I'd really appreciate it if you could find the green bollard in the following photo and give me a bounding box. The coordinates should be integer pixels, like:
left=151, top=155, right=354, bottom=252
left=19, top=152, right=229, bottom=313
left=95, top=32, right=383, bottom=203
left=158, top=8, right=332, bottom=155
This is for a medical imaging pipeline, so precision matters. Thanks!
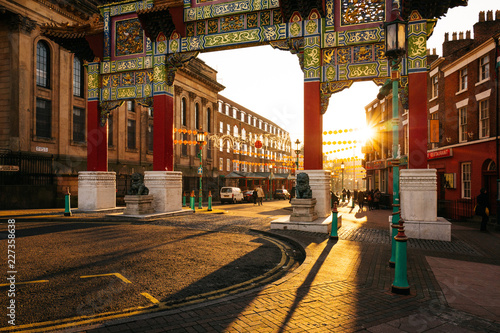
left=329, top=203, right=339, bottom=240
left=182, top=193, right=186, bottom=207
left=392, top=218, right=410, bottom=295
left=190, top=191, right=195, bottom=212
left=64, top=187, right=72, bottom=216
left=208, top=191, right=212, bottom=211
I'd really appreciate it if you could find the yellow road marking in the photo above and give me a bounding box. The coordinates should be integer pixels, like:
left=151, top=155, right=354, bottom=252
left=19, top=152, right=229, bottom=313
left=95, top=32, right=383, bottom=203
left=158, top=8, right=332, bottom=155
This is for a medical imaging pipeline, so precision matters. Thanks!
left=80, top=273, right=132, bottom=284
left=0, top=280, right=48, bottom=287
left=141, top=292, right=160, bottom=304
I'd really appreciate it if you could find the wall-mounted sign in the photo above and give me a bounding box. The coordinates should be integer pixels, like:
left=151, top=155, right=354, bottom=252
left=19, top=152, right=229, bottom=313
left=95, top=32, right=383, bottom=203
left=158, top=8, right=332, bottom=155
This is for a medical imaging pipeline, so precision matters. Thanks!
left=427, top=148, right=452, bottom=160
left=36, top=146, right=49, bottom=153
left=0, top=165, right=19, bottom=172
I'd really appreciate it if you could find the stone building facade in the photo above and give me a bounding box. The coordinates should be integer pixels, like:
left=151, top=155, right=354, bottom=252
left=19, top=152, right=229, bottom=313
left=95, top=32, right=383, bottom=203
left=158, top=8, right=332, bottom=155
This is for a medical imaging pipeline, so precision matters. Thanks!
left=0, top=0, right=292, bottom=208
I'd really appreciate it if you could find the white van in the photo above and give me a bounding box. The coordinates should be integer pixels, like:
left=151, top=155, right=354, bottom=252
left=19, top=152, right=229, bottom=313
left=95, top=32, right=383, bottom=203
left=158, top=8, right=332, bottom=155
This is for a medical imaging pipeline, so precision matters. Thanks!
left=220, top=187, right=244, bottom=204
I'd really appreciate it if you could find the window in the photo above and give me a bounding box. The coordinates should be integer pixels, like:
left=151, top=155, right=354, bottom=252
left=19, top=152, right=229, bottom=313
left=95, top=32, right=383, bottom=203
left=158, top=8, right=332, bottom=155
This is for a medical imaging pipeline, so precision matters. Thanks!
left=218, top=101, right=223, bottom=113
left=182, top=133, right=188, bottom=156
left=127, top=100, right=135, bottom=112
left=479, top=55, right=489, bottom=81
left=108, top=114, right=114, bottom=147
left=219, top=121, right=223, bottom=133
left=147, top=124, right=154, bottom=151
left=72, top=107, right=85, bottom=143
left=241, top=112, right=245, bottom=122
left=226, top=158, right=230, bottom=171
left=459, top=68, right=467, bottom=91
left=36, top=41, right=50, bottom=88
left=461, top=162, right=471, bottom=199
left=226, top=140, right=230, bottom=153
left=207, top=108, right=211, bottom=132
left=479, top=99, right=489, bottom=138
left=226, top=124, right=230, bottom=135
left=148, top=107, right=154, bottom=117
left=181, top=98, right=187, bottom=126
left=232, top=108, right=237, bottom=118
left=36, top=98, right=51, bottom=138
left=431, top=75, right=438, bottom=99
left=459, top=107, right=467, bottom=142
left=219, top=139, right=223, bottom=152
left=195, top=103, right=200, bottom=129
left=127, top=119, right=136, bottom=149
left=73, top=57, right=83, bottom=97
left=233, top=125, right=238, bottom=137
left=207, top=139, right=212, bottom=159
left=219, top=158, right=224, bottom=171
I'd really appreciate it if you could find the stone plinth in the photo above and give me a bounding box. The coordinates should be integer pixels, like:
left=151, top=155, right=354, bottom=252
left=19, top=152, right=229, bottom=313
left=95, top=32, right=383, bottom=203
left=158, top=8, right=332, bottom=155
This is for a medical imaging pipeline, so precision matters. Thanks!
left=78, top=171, right=116, bottom=211
left=144, top=171, right=182, bottom=213
left=400, top=169, right=451, bottom=241
left=271, top=214, right=338, bottom=234
left=302, top=169, right=331, bottom=218
left=290, top=198, right=318, bottom=222
left=124, top=195, right=154, bottom=215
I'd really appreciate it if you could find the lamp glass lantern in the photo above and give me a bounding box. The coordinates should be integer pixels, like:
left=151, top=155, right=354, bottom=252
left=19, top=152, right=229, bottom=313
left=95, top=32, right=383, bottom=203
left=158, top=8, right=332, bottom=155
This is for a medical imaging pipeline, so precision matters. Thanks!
left=196, top=131, right=206, bottom=144
left=384, top=17, right=407, bottom=60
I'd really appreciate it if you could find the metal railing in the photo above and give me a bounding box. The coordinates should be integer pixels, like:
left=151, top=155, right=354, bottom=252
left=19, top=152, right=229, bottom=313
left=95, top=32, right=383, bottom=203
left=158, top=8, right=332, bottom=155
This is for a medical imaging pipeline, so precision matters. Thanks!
left=438, top=198, right=477, bottom=221
left=0, top=151, right=54, bottom=186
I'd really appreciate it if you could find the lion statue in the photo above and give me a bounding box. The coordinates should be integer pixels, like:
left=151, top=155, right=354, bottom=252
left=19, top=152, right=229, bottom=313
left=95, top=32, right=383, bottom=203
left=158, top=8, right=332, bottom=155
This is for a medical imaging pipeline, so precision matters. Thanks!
left=127, top=172, right=149, bottom=195
left=295, top=172, right=312, bottom=199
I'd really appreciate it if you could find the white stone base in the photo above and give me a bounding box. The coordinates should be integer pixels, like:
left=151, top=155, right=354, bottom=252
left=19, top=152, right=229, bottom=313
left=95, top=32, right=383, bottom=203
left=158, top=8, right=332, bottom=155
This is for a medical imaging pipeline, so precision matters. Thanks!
left=290, top=198, right=318, bottom=222
left=78, top=171, right=116, bottom=211
left=144, top=171, right=182, bottom=213
left=389, top=216, right=451, bottom=242
left=301, top=169, right=331, bottom=218
left=271, top=214, right=341, bottom=234
left=124, top=195, right=154, bottom=215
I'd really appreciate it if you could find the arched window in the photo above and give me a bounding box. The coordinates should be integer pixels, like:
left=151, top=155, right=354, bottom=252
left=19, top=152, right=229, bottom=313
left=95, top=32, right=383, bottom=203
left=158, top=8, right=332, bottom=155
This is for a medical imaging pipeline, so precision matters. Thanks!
left=195, top=103, right=200, bottom=129
left=36, top=41, right=50, bottom=88
left=207, top=108, right=211, bottom=133
left=181, top=97, right=187, bottom=126
left=73, top=57, right=84, bottom=97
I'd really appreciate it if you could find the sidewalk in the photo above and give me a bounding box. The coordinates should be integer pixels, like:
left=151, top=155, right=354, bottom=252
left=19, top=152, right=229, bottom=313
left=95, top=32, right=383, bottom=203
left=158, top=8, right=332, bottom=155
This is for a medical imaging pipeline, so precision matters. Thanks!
left=3, top=203, right=500, bottom=332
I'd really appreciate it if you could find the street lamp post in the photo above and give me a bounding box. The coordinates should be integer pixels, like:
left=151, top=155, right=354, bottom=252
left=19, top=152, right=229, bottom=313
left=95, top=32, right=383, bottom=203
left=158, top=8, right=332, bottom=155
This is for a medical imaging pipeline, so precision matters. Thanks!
left=381, top=3, right=409, bottom=295
left=294, top=139, right=301, bottom=171
left=341, top=161, right=345, bottom=202
left=196, top=130, right=206, bottom=209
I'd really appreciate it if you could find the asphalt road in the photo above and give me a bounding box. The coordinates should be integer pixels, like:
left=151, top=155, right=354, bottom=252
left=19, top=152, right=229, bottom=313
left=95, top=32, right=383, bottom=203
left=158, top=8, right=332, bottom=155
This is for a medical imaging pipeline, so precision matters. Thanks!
left=0, top=201, right=302, bottom=329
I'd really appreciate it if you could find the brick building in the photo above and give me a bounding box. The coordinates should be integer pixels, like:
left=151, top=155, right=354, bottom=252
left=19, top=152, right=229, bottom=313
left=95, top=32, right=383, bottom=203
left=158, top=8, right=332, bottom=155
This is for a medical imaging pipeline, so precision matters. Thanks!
left=0, top=0, right=292, bottom=208
left=426, top=10, right=500, bottom=217
left=363, top=10, right=500, bottom=219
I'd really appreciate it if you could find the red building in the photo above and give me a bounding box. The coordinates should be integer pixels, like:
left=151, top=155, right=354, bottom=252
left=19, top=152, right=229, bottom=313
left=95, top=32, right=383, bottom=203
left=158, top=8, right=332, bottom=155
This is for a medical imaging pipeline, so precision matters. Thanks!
left=427, top=11, right=500, bottom=216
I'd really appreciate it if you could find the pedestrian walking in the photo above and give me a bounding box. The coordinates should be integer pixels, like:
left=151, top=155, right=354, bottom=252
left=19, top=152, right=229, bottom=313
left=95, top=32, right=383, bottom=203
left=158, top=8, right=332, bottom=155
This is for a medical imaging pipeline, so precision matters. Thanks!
left=357, top=190, right=364, bottom=211
left=374, top=189, right=381, bottom=210
left=289, top=186, right=296, bottom=203
left=342, top=188, right=346, bottom=202
left=347, top=189, right=351, bottom=202
left=476, top=187, right=490, bottom=232
left=252, top=188, right=258, bottom=204
left=257, top=186, right=264, bottom=206
left=367, top=190, right=374, bottom=210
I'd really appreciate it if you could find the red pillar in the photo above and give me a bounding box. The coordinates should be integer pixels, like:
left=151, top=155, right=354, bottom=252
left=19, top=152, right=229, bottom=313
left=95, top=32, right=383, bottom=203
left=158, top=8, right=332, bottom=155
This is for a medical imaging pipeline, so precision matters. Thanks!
left=87, top=100, right=108, bottom=171
left=304, top=81, right=323, bottom=170
left=153, top=93, right=174, bottom=171
left=408, top=72, right=428, bottom=169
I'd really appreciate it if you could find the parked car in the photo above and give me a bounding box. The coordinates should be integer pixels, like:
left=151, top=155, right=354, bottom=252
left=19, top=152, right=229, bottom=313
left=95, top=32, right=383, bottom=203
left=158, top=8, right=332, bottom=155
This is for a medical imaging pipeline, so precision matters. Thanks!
left=243, top=190, right=255, bottom=203
left=220, top=187, right=244, bottom=204
left=274, top=189, right=290, bottom=200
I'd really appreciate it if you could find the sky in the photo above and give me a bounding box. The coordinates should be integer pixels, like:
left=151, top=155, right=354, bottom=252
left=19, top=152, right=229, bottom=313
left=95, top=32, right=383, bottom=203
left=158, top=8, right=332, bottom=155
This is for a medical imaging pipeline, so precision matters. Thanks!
left=198, top=0, right=500, bottom=159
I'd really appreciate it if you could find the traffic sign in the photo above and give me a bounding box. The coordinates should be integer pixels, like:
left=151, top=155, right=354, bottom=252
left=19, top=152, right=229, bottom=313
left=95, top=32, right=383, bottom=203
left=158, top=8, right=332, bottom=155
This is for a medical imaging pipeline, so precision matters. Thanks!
left=197, top=166, right=203, bottom=174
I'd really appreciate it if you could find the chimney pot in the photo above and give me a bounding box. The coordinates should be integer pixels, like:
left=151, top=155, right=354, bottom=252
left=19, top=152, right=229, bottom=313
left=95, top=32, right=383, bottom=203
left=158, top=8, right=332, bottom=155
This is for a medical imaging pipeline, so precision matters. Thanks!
left=444, top=32, right=449, bottom=42
left=452, top=32, right=457, bottom=40
left=466, top=30, right=471, bottom=39
left=459, top=32, right=464, bottom=39
left=487, top=10, right=493, bottom=21
left=479, top=11, right=485, bottom=22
